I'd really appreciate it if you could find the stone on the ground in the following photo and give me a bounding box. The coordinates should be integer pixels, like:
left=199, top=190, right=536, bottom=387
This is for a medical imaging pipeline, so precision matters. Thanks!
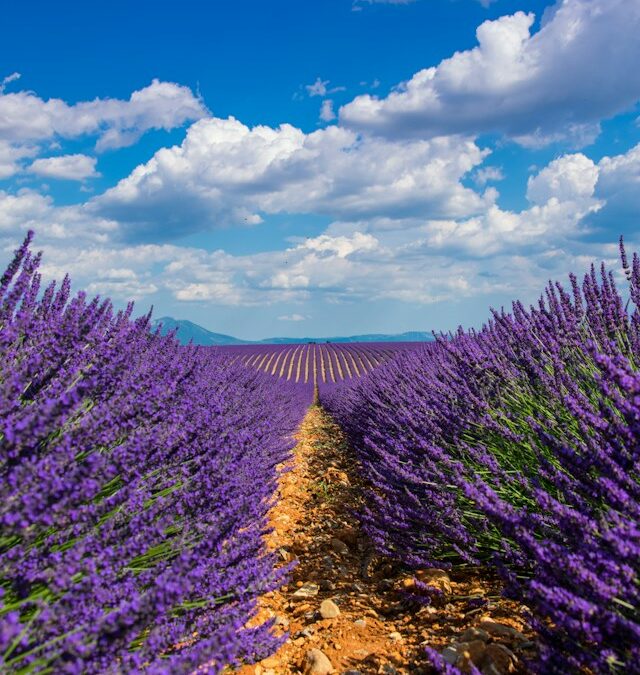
left=442, top=646, right=459, bottom=665
left=455, top=640, right=487, bottom=671
left=460, top=627, right=490, bottom=643
left=319, top=579, right=335, bottom=591
left=302, top=648, right=335, bottom=674
left=378, top=665, right=398, bottom=674
left=479, top=620, right=525, bottom=641
left=415, top=568, right=452, bottom=594
left=293, top=582, right=320, bottom=599
left=482, top=643, right=517, bottom=674
left=354, top=619, right=367, bottom=628
left=378, top=578, right=394, bottom=591
left=335, top=526, right=358, bottom=545
left=274, top=614, right=289, bottom=627
left=330, top=538, right=350, bottom=555
left=320, top=599, right=341, bottom=619
left=387, top=631, right=402, bottom=641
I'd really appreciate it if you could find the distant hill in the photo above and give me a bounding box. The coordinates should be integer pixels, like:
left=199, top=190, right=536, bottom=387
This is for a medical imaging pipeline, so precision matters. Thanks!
left=152, top=317, right=247, bottom=346
left=262, top=331, right=434, bottom=344
left=152, top=317, right=435, bottom=346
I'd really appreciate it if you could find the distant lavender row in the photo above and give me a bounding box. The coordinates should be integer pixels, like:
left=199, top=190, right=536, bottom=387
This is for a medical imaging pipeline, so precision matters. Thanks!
left=323, top=241, right=640, bottom=673
left=218, top=342, right=419, bottom=393
left=0, top=234, right=311, bottom=673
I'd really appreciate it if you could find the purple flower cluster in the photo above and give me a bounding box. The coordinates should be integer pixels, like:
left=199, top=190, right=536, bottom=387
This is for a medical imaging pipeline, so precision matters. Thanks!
left=323, top=239, right=640, bottom=673
left=0, top=233, right=310, bottom=673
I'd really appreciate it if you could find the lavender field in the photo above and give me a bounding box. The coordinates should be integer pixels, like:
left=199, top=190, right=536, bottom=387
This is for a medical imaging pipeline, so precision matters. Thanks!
left=219, top=342, right=419, bottom=389
left=1, top=232, right=639, bottom=674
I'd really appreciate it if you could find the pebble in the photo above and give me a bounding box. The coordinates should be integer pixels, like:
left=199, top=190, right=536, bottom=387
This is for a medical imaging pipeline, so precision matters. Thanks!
left=459, top=627, right=490, bottom=643
left=354, top=619, right=367, bottom=628
left=302, top=648, right=335, bottom=675
left=442, top=646, right=459, bottom=665
left=261, top=657, right=280, bottom=668
left=482, top=643, right=517, bottom=674
left=415, top=568, right=452, bottom=594
left=319, top=579, right=336, bottom=591
left=293, top=582, right=320, bottom=600
left=330, top=538, right=350, bottom=555
left=320, top=599, right=341, bottom=619
left=479, top=620, right=526, bottom=641
left=294, top=628, right=314, bottom=639
left=388, top=632, right=402, bottom=642
left=335, top=526, right=358, bottom=544
left=378, top=579, right=394, bottom=592
left=278, top=548, right=291, bottom=562
left=454, top=640, right=486, bottom=671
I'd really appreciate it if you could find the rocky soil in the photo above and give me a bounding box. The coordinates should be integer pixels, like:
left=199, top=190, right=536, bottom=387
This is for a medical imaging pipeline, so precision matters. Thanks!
left=237, top=405, right=536, bottom=675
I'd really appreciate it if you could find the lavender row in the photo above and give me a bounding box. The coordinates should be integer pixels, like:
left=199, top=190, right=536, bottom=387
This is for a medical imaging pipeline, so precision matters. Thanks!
left=322, top=240, right=640, bottom=673
left=218, top=342, right=419, bottom=387
left=0, top=233, right=311, bottom=673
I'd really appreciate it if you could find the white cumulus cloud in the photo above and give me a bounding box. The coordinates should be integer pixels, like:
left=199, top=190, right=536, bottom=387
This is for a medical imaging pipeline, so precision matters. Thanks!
left=0, top=140, right=37, bottom=179
left=340, top=0, right=640, bottom=146
left=29, top=154, right=100, bottom=181
left=0, top=78, right=207, bottom=151
left=320, top=100, right=336, bottom=122
left=91, top=116, right=490, bottom=241
left=526, top=153, right=599, bottom=205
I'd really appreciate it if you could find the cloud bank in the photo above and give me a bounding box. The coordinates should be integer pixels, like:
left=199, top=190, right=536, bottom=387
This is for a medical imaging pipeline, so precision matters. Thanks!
left=340, top=0, right=640, bottom=146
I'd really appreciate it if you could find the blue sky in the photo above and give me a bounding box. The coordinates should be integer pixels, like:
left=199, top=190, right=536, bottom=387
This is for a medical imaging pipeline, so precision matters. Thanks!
left=1, top=0, right=639, bottom=339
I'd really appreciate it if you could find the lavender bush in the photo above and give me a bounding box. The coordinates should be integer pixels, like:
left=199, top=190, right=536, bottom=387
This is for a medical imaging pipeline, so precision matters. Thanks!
left=323, top=240, right=640, bottom=673
left=0, top=233, right=310, bottom=673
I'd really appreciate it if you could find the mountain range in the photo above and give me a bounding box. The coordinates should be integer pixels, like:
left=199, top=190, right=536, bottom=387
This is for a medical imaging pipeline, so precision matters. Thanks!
left=151, top=317, right=435, bottom=346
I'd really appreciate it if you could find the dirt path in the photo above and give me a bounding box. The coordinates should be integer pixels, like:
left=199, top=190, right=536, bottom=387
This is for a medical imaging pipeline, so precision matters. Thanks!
left=238, top=405, right=534, bottom=675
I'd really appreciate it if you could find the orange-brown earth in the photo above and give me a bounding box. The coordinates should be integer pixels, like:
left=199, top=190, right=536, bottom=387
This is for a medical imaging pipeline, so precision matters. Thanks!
left=236, top=405, right=536, bottom=675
